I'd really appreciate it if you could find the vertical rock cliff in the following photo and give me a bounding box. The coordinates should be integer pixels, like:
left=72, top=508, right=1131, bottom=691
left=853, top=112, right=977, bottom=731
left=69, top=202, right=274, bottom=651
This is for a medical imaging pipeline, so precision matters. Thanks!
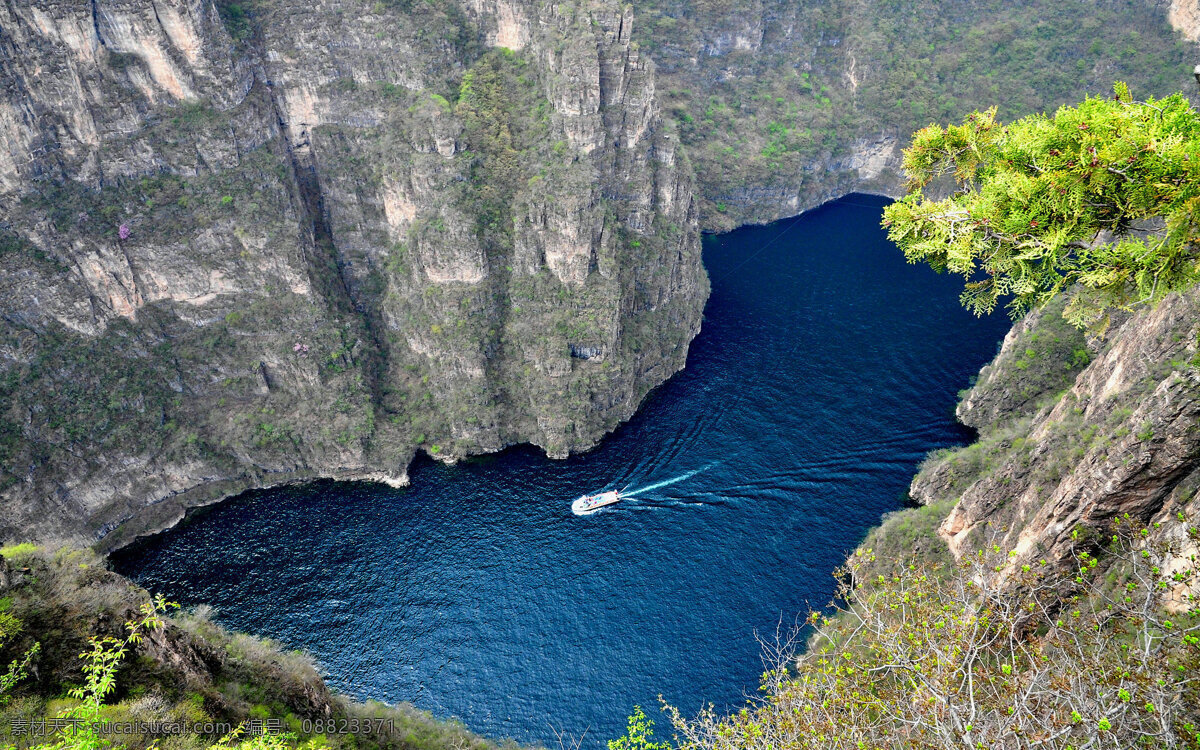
left=0, top=0, right=707, bottom=546
left=901, top=290, right=1200, bottom=602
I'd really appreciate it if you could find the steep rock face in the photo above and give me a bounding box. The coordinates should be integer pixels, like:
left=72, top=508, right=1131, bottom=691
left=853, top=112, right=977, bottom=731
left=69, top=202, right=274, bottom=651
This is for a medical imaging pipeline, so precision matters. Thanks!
left=953, top=295, right=1094, bottom=432
left=631, top=0, right=907, bottom=229
left=909, top=290, right=1200, bottom=598
left=0, top=0, right=706, bottom=547
left=251, top=0, right=706, bottom=458
left=0, top=0, right=247, bottom=193
left=1170, top=0, right=1200, bottom=41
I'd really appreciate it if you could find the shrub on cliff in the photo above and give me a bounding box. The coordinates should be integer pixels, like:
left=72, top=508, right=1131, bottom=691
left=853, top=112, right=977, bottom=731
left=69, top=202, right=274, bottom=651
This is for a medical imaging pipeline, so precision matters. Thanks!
left=0, top=595, right=301, bottom=750
left=653, top=516, right=1199, bottom=749
left=0, top=548, right=503, bottom=750
left=883, top=83, right=1200, bottom=331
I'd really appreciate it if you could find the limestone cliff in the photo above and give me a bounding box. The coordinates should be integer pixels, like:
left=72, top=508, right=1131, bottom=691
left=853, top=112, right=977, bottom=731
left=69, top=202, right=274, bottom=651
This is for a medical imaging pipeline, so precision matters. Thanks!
left=0, top=0, right=707, bottom=547
left=903, top=290, right=1200, bottom=601
left=1171, top=0, right=1200, bottom=41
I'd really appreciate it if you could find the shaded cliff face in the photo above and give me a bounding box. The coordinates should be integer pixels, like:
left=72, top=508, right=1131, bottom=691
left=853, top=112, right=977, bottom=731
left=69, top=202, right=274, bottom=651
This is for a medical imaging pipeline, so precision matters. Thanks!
left=0, top=0, right=707, bottom=546
left=906, top=290, right=1200, bottom=603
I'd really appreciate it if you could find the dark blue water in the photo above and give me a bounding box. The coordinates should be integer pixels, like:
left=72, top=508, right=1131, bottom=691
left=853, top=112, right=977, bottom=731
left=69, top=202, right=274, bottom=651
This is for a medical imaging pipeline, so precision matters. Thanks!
left=113, top=196, right=1010, bottom=746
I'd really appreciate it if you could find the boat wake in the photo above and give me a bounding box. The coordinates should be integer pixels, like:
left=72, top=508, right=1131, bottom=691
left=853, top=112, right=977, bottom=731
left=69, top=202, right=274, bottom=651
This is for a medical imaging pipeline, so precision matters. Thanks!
left=624, top=462, right=716, bottom=498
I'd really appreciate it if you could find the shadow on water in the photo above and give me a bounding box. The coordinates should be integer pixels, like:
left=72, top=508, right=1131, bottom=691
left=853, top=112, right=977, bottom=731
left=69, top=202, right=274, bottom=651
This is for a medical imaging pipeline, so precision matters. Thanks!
left=113, top=195, right=1011, bottom=747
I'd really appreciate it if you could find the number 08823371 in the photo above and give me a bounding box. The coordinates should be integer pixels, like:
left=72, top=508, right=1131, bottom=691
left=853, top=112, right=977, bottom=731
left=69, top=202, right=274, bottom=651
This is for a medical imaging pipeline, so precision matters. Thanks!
left=300, top=718, right=395, bottom=735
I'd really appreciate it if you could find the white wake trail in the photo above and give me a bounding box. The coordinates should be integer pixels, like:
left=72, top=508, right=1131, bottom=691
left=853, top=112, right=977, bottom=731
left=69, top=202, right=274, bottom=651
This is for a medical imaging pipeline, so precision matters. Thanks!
left=625, top=462, right=716, bottom=498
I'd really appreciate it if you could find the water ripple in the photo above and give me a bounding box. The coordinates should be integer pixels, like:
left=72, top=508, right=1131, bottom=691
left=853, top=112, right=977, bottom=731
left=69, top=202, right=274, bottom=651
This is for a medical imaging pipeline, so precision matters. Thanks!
left=113, top=196, right=1011, bottom=748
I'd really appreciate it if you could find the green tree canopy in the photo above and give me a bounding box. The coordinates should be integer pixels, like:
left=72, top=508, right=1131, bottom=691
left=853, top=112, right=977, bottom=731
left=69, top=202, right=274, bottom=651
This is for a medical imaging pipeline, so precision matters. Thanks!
left=882, top=83, right=1200, bottom=329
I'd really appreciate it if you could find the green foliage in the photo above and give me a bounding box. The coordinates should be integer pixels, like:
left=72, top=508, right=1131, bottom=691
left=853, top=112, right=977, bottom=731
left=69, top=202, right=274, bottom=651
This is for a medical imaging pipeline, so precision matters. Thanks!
left=884, top=86, right=1200, bottom=329
left=859, top=497, right=958, bottom=573
left=215, top=1, right=254, bottom=42
left=35, top=597, right=174, bottom=750
left=609, top=706, right=669, bottom=750
left=0, top=318, right=181, bottom=491
left=0, top=642, right=38, bottom=709
left=0, top=607, right=39, bottom=708
left=454, top=51, right=545, bottom=244
left=0, top=231, right=64, bottom=270
left=958, top=293, right=1091, bottom=428
left=0, top=547, right=502, bottom=750
left=915, top=417, right=1034, bottom=502
left=0, top=545, right=39, bottom=561
left=211, top=727, right=299, bottom=750
left=372, top=0, right=415, bottom=11
left=172, top=101, right=224, bottom=128
left=0, top=612, right=22, bottom=643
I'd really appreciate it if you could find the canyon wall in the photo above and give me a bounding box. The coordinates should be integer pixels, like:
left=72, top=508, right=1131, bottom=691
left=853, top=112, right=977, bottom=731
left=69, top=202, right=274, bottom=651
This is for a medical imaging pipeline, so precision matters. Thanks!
left=0, top=0, right=707, bottom=547
left=631, top=0, right=1200, bottom=230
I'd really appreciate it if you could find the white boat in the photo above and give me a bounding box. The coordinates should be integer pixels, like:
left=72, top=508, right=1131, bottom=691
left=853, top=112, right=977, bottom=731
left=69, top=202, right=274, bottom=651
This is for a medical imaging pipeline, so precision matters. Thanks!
left=571, top=489, right=622, bottom=515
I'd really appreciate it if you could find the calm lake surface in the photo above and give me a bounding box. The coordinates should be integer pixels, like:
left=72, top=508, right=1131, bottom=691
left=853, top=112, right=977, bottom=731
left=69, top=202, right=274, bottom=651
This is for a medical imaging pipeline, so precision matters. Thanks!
left=113, top=195, right=1011, bottom=746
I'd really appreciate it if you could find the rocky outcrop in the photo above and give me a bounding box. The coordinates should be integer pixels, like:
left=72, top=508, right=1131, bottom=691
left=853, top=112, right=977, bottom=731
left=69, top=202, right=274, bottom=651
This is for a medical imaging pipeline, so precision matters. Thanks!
left=908, top=289, right=1200, bottom=599
left=0, top=0, right=706, bottom=548
left=1170, top=0, right=1200, bottom=41
left=701, top=132, right=906, bottom=230
left=953, top=295, right=1094, bottom=432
